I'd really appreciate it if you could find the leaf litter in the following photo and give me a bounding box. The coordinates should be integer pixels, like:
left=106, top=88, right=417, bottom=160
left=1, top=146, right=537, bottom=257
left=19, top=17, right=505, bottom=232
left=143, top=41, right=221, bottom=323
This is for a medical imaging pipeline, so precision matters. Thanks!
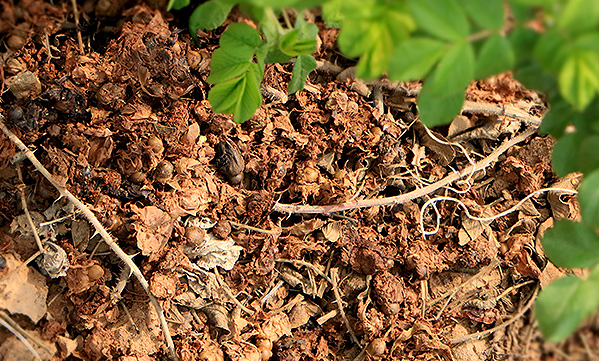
left=0, top=2, right=596, bottom=361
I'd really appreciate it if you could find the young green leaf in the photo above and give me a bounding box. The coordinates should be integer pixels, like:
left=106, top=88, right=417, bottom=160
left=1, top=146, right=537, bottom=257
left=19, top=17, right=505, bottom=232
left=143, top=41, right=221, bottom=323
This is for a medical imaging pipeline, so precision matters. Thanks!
left=559, top=51, right=599, bottom=111
left=557, top=0, right=599, bottom=35
left=457, top=0, right=504, bottom=31
left=388, top=37, right=445, bottom=81
left=578, top=169, right=599, bottom=228
left=543, top=220, right=599, bottom=269
left=208, top=63, right=263, bottom=123
left=408, top=0, right=469, bottom=42
left=540, top=98, right=575, bottom=137
left=322, top=0, right=344, bottom=28
left=418, top=41, right=474, bottom=127
left=207, top=50, right=253, bottom=84
left=218, top=23, right=263, bottom=56
left=536, top=267, right=599, bottom=342
left=280, top=28, right=317, bottom=56
left=288, top=54, right=317, bottom=94
left=337, top=2, right=414, bottom=79
left=167, top=0, right=190, bottom=11
left=475, top=34, right=515, bottom=80
left=189, top=0, right=233, bottom=38
left=264, top=48, right=293, bottom=64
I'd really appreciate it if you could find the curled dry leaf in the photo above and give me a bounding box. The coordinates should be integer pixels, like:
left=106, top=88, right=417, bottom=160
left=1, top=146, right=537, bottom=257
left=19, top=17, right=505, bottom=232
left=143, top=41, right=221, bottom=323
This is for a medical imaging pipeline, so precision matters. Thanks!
left=131, top=205, right=175, bottom=258
left=37, top=241, right=70, bottom=278
left=185, top=233, right=243, bottom=271
left=215, top=137, right=245, bottom=185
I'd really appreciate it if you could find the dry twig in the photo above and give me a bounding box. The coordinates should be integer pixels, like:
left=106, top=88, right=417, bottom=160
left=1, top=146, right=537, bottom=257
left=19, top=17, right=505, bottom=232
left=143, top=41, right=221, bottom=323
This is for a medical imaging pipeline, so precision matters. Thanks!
left=0, top=313, right=43, bottom=361
left=274, top=128, right=536, bottom=214
left=0, top=118, right=178, bottom=360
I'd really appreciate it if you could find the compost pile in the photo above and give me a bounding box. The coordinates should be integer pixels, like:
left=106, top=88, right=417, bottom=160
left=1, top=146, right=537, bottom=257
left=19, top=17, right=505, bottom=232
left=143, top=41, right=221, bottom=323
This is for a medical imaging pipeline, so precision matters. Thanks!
left=0, top=1, right=595, bottom=361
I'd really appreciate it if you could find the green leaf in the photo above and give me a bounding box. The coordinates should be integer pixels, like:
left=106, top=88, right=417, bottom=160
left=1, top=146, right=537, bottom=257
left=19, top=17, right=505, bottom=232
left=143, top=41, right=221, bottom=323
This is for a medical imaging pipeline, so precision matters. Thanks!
left=264, top=48, right=293, bottom=64
left=167, top=0, right=189, bottom=11
left=534, top=31, right=570, bottom=74
left=189, top=0, right=233, bottom=38
left=475, top=34, right=515, bottom=79
left=388, top=38, right=445, bottom=81
left=208, top=64, right=263, bottom=123
left=557, top=0, right=599, bottom=35
left=418, top=41, right=474, bottom=126
left=288, top=55, right=317, bottom=94
left=559, top=51, right=599, bottom=110
left=577, top=134, right=599, bottom=173
left=408, top=0, right=469, bottom=42
left=337, top=2, right=414, bottom=79
left=457, top=0, right=504, bottom=30
left=322, top=0, right=344, bottom=28
left=543, top=220, right=599, bottom=269
left=207, top=50, right=252, bottom=84
left=218, top=23, right=262, bottom=56
left=540, top=98, right=575, bottom=137
left=551, top=132, right=581, bottom=177
left=536, top=267, right=599, bottom=342
left=579, top=169, right=599, bottom=228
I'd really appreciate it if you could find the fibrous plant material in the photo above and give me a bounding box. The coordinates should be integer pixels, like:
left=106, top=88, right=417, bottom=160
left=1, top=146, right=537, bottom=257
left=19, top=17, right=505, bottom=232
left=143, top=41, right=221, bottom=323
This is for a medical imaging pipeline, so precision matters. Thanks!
left=273, top=127, right=537, bottom=214
left=0, top=117, right=178, bottom=360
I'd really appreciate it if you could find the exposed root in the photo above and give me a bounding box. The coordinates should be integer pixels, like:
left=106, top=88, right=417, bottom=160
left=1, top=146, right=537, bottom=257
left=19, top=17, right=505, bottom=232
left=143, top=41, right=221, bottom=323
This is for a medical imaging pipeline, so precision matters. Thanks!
left=0, top=117, right=178, bottom=360
left=15, top=164, right=44, bottom=253
left=273, top=128, right=536, bottom=214
left=0, top=312, right=44, bottom=361
left=331, top=268, right=361, bottom=346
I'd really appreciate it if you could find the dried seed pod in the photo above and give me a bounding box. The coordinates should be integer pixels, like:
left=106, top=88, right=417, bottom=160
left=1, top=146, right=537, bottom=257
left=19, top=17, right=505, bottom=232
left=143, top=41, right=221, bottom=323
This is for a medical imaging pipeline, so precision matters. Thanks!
left=215, top=137, right=244, bottom=185
left=154, top=160, right=174, bottom=182
left=0, top=254, right=6, bottom=269
left=303, top=167, right=319, bottom=183
left=87, top=264, right=104, bottom=281
left=366, top=338, right=386, bottom=357
left=147, top=135, right=164, bottom=154
left=37, top=242, right=69, bottom=278
left=130, top=171, right=146, bottom=184
left=185, top=226, right=205, bottom=247
left=7, top=35, right=25, bottom=50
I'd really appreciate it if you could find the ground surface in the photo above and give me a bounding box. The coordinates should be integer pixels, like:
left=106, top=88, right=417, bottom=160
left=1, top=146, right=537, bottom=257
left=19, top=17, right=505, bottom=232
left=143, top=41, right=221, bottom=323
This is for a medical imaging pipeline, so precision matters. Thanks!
left=0, top=1, right=597, bottom=361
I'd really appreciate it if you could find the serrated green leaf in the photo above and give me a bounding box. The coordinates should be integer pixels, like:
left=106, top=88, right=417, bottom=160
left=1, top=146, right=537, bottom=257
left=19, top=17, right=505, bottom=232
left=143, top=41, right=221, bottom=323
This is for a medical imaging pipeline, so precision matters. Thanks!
left=559, top=51, right=599, bottom=111
left=167, top=0, right=189, bottom=11
left=208, top=64, right=263, bottom=123
left=322, top=0, right=344, bottom=28
left=475, top=34, right=515, bottom=79
left=408, top=0, right=469, bottom=42
left=288, top=54, right=317, bottom=94
left=418, top=41, right=474, bottom=127
left=534, top=31, right=570, bottom=74
left=536, top=267, right=599, bottom=342
left=457, top=0, right=504, bottom=30
left=543, top=220, right=599, bottom=269
left=264, top=48, right=293, bottom=64
left=578, top=169, right=599, bottom=228
left=337, top=3, right=413, bottom=79
left=280, top=29, right=317, bottom=56
left=207, top=49, right=252, bottom=84
left=219, top=23, right=262, bottom=55
left=552, top=132, right=581, bottom=176
left=574, top=33, right=599, bottom=53
left=557, top=0, right=599, bottom=35
left=189, top=0, right=232, bottom=38
left=426, top=41, right=475, bottom=94
left=388, top=38, right=445, bottom=81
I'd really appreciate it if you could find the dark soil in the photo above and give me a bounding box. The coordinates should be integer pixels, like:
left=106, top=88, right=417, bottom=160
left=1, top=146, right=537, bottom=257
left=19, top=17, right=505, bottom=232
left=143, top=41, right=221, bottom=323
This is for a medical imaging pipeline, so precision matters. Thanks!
left=0, top=1, right=597, bottom=361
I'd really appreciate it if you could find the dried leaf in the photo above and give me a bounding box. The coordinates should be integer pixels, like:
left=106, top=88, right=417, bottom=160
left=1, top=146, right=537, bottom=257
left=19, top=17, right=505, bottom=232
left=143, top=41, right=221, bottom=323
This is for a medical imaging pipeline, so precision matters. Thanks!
left=187, top=233, right=243, bottom=271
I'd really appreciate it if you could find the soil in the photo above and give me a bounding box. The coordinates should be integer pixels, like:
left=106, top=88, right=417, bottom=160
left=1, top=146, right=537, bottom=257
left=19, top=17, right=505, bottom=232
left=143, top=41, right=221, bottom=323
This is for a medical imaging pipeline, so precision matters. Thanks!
left=0, top=1, right=597, bottom=361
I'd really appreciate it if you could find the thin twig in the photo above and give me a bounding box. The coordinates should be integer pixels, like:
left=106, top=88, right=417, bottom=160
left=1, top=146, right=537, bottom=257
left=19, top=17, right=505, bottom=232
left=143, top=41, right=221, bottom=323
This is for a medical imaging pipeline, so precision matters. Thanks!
left=330, top=268, right=361, bottom=346
left=0, top=311, right=53, bottom=355
left=461, top=101, right=542, bottom=128
left=275, top=258, right=333, bottom=284
left=214, top=268, right=255, bottom=316
left=0, top=314, right=43, bottom=361
left=70, top=0, right=84, bottom=53
left=450, top=283, right=539, bottom=344
left=0, top=118, right=178, bottom=360
left=15, top=164, right=44, bottom=253
left=273, top=128, right=536, bottom=214
left=229, top=221, right=281, bottom=236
